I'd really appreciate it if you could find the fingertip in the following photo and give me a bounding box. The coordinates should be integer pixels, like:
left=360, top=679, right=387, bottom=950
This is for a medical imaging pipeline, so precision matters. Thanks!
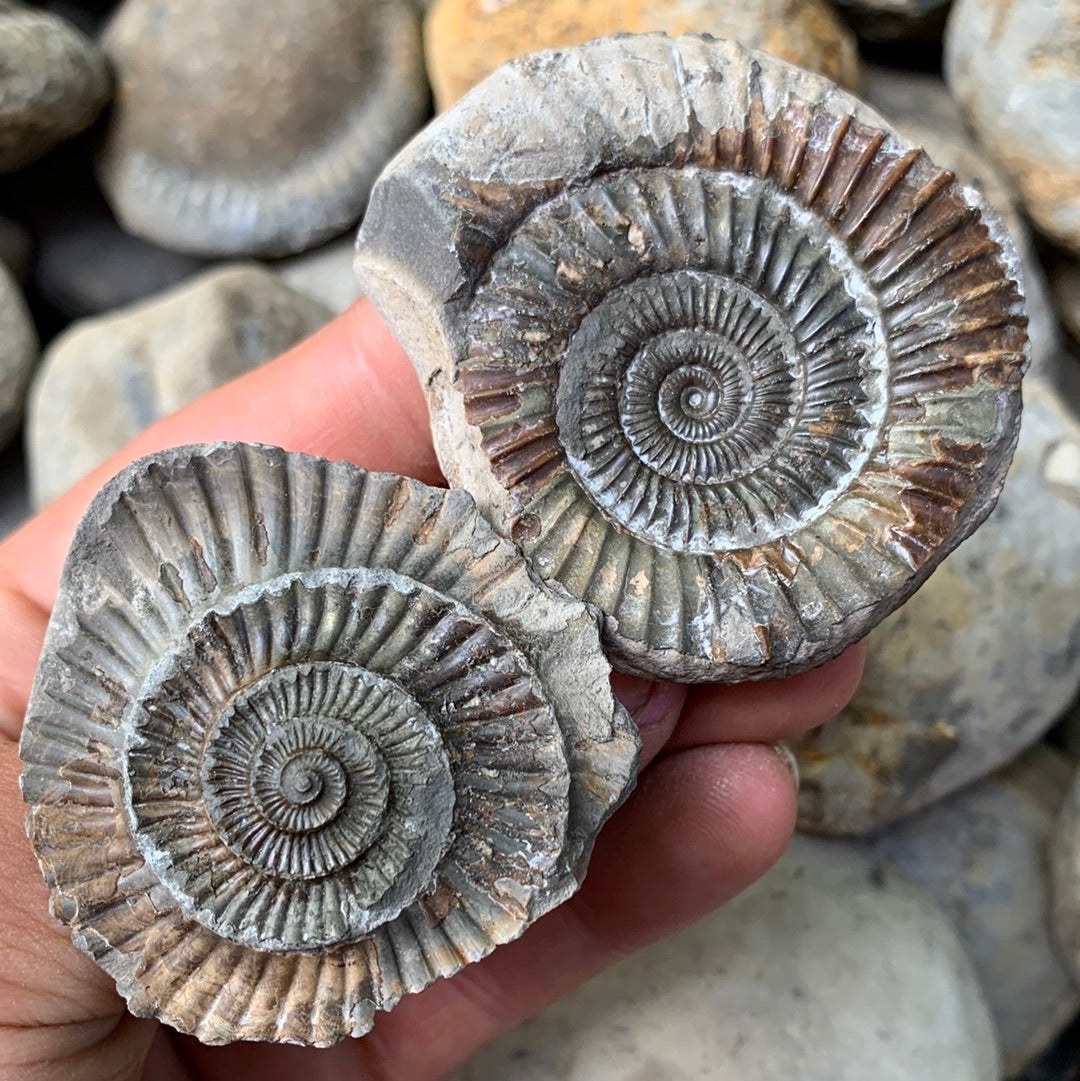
left=666, top=743, right=797, bottom=880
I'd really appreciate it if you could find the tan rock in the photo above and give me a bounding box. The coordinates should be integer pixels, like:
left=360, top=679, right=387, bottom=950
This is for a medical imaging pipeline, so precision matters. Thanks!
left=424, top=0, right=860, bottom=109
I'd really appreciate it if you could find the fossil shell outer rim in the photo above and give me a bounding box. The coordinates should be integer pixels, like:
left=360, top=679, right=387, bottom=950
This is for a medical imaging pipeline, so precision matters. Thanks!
left=19, top=442, right=639, bottom=1045
left=355, top=32, right=1029, bottom=683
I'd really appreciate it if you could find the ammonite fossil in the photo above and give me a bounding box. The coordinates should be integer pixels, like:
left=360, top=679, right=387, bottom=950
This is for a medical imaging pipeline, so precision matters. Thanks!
left=355, top=33, right=1029, bottom=683
left=19, top=443, right=637, bottom=1045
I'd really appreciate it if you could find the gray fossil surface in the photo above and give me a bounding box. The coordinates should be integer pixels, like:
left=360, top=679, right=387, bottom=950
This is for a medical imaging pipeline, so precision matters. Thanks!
left=19, top=442, right=638, bottom=1045
left=356, top=33, right=1028, bottom=683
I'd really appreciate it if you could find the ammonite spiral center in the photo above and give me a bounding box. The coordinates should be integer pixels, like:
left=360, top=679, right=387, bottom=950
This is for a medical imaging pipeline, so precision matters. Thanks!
left=202, top=678, right=400, bottom=881
left=469, top=167, right=892, bottom=555
left=654, top=349, right=748, bottom=444
left=124, top=584, right=459, bottom=951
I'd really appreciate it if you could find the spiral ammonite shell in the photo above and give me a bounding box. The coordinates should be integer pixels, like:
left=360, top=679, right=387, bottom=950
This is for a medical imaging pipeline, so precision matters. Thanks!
left=355, top=33, right=1029, bottom=682
left=18, top=443, right=637, bottom=1045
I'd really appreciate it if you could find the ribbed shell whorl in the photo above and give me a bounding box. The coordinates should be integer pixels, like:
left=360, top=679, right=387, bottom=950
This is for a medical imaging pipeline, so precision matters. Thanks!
left=18, top=443, right=637, bottom=1045
left=356, top=33, right=1029, bottom=682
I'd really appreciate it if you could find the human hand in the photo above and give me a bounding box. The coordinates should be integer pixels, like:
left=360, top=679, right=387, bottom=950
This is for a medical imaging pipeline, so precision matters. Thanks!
left=0, top=300, right=865, bottom=1081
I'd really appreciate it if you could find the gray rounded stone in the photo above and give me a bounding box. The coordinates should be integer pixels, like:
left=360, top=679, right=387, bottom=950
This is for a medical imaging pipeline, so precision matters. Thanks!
left=446, top=834, right=999, bottom=1081
left=26, top=265, right=331, bottom=506
left=0, top=258, right=39, bottom=449
left=794, top=376, right=1080, bottom=833
left=871, top=745, right=1080, bottom=1076
left=0, top=0, right=110, bottom=173
left=97, top=0, right=430, bottom=257
left=1052, top=759, right=1080, bottom=988
left=945, top=0, right=1080, bottom=256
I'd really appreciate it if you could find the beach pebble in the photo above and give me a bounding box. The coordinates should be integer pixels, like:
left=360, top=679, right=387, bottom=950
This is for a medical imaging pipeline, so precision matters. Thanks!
left=946, top=0, right=1080, bottom=256
left=0, top=1, right=110, bottom=173
left=26, top=265, right=330, bottom=506
left=97, top=0, right=429, bottom=257
left=872, top=746, right=1080, bottom=1076
left=446, top=834, right=999, bottom=1081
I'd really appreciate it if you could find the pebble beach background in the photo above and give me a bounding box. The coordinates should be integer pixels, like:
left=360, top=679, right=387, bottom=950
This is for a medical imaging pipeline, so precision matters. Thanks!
left=2, top=0, right=1080, bottom=1077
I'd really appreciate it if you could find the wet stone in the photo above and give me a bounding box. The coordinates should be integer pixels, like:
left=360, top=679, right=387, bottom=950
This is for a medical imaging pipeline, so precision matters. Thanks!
left=26, top=265, right=330, bottom=506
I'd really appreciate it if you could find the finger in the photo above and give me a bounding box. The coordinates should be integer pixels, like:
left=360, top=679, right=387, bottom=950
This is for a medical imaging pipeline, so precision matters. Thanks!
left=610, top=674, right=687, bottom=766
left=2, top=299, right=438, bottom=616
left=666, top=641, right=867, bottom=750
left=168, top=743, right=796, bottom=1081
left=0, top=744, right=157, bottom=1081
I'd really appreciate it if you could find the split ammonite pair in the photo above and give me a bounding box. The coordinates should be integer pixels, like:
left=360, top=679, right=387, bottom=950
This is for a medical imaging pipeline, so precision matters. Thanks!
left=20, top=33, right=1028, bottom=1046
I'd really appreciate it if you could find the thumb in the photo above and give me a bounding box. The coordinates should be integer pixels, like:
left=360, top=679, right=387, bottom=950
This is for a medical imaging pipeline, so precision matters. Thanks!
left=0, top=744, right=156, bottom=1079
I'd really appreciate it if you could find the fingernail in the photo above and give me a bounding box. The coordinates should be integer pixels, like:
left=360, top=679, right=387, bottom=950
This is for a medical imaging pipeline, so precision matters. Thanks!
left=771, top=740, right=800, bottom=793
left=610, top=673, right=653, bottom=715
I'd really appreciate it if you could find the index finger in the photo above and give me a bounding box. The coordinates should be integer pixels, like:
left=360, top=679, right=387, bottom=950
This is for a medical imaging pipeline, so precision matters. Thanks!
left=1, top=298, right=439, bottom=615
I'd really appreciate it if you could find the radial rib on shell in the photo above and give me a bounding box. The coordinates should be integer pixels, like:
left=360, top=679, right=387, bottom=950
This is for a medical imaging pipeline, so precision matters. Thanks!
left=355, top=33, right=1029, bottom=683
left=18, top=443, right=637, bottom=1045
